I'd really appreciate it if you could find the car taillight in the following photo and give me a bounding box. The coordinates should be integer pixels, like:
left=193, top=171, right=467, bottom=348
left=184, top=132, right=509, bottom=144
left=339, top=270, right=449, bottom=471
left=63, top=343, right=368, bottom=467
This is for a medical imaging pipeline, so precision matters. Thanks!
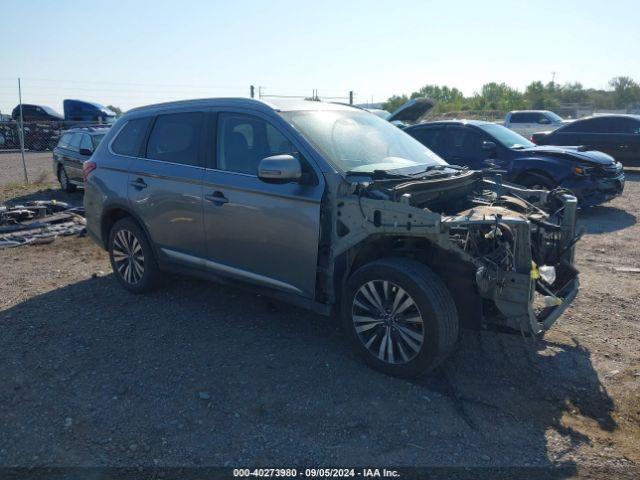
left=530, top=135, right=537, bottom=144
left=82, top=161, right=97, bottom=182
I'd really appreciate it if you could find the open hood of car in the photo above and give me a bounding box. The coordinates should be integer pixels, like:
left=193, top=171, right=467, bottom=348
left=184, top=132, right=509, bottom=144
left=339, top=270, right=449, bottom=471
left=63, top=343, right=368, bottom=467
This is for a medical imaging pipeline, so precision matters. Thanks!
left=521, top=145, right=616, bottom=165
left=387, top=98, right=437, bottom=124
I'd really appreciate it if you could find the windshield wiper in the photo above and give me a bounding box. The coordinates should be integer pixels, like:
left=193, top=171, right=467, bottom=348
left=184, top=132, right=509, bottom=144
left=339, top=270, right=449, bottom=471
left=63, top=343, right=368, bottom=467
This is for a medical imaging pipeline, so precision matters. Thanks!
left=345, top=169, right=414, bottom=180
left=408, top=164, right=467, bottom=176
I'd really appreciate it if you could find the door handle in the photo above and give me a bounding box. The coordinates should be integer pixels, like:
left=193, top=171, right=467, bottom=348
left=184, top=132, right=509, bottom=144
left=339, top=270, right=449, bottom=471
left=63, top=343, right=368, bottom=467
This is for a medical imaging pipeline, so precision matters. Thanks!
left=129, top=178, right=147, bottom=189
left=205, top=191, right=229, bottom=205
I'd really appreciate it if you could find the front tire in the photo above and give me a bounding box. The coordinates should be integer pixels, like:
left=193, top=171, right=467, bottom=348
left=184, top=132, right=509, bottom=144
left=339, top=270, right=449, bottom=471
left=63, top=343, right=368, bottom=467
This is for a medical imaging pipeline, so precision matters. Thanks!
left=342, top=258, right=458, bottom=378
left=108, top=217, right=160, bottom=293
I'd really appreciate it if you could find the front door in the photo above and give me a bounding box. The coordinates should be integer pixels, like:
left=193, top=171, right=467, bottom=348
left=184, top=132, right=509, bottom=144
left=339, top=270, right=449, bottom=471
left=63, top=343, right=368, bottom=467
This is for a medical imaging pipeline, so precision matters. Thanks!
left=202, top=111, right=324, bottom=298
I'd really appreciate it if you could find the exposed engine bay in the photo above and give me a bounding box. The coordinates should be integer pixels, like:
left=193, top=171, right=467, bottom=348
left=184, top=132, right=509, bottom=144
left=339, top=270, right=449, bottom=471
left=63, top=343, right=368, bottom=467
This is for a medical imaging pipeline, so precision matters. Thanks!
left=328, top=167, right=580, bottom=336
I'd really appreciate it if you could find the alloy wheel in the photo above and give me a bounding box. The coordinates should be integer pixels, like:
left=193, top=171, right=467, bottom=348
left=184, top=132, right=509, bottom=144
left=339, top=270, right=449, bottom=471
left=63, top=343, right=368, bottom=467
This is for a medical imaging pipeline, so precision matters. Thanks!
left=112, top=229, right=145, bottom=285
left=351, top=280, right=425, bottom=364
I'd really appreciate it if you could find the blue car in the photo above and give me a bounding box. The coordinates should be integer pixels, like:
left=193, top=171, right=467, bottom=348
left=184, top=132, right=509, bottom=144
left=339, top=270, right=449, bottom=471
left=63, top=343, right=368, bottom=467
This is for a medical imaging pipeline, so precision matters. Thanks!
left=404, top=120, right=625, bottom=207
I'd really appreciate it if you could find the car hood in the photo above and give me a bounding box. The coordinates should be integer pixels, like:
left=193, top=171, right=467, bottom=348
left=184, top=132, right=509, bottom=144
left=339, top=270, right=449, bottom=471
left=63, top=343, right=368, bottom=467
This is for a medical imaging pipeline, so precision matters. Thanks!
left=387, top=98, right=437, bottom=124
left=519, top=145, right=616, bottom=165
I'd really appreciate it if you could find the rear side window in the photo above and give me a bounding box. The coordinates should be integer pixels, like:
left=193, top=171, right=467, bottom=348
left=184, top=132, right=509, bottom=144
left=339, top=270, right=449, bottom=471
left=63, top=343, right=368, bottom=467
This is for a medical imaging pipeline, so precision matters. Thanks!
left=111, top=117, right=151, bottom=157
left=610, top=117, right=640, bottom=134
left=510, top=113, right=527, bottom=123
left=563, top=117, right=611, bottom=133
left=146, top=112, right=203, bottom=166
left=58, top=133, right=73, bottom=149
left=408, top=127, right=447, bottom=156
left=68, top=133, right=82, bottom=152
left=80, top=134, right=93, bottom=152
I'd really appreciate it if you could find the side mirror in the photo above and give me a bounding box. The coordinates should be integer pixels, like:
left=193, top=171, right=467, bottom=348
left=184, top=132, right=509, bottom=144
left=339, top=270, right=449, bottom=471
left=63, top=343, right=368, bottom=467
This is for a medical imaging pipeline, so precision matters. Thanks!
left=538, top=117, right=551, bottom=124
left=481, top=141, right=497, bottom=152
left=79, top=148, right=93, bottom=156
left=258, top=154, right=301, bottom=183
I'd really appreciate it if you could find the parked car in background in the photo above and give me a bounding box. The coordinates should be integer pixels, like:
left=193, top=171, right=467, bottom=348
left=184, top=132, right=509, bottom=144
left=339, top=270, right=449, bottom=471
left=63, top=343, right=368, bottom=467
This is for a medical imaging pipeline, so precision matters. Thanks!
left=63, top=99, right=116, bottom=123
left=53, top=125, right=109, bottom=191
left=84, top=98, right=580, bottom=377
left=405, top=120, right=625, bottom=207
left=504, top=110, right=568, bottom=137
left=532, top=114, right=640, bottom=166
left=11, top=104, right=64, bottom=122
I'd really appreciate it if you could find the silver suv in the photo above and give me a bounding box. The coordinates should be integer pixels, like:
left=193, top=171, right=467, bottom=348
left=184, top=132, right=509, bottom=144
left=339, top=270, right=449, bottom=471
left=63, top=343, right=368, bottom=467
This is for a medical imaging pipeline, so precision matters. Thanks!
left=84, top=98, right=580, bottom=377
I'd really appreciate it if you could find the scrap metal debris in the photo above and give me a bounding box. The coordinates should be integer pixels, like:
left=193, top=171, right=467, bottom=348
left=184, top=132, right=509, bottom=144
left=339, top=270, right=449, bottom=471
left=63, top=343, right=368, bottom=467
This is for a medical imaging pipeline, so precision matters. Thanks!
left=0, top=200, right=85, bottom=248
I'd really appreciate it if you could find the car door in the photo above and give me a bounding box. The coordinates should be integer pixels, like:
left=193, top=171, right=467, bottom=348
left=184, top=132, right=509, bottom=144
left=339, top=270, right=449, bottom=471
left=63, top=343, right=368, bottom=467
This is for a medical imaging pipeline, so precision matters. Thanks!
left=445, top=126, right=489, bottom=170
left=126, top=111, right=206, bottom=267
left=406, top=125, right=449, bottom=159
left=62, top=132, right=83, bottom=178
left=67, top=133, right=94, bottom=182
left=509, top=112, right=534, bottom=136
left=610, top=117, right=640, bottom=163
left=202, top=110, right=324, bottom=298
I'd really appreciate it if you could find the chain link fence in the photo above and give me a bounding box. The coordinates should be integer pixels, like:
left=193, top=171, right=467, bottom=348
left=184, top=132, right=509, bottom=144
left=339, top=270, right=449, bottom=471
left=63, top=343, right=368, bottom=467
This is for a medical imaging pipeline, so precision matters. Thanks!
left=0, top=120, right=111, bottom=153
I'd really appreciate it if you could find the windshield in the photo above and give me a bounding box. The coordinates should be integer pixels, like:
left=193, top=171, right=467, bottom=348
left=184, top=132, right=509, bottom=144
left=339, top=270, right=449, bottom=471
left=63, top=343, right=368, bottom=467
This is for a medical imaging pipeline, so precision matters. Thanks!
left=477, top=123, right=535, bottom=149
left=546, top=111, right=563, bottom=123
left=280, top=109, right=447, bottom=174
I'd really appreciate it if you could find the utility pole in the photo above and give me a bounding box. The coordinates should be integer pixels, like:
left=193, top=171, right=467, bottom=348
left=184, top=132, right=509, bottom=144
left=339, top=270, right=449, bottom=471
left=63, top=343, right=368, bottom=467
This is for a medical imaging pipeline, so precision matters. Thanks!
left=250, top=85, right=255, bottom=98
left=18, top=78, right=28, bottom=183
left=349, top=91, right=353, bottom=105
left=258, top=86, right=263, bottom=99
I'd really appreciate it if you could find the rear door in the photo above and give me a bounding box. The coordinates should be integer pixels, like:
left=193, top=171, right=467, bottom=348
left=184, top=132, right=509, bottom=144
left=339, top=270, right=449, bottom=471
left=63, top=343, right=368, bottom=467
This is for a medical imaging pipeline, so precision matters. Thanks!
left=609, top=117, right=640, bottom=163
left=508, top=112, right=535, bottom=136
left=445, top=126, right=490, bottom=170
left=62, top=133, right=83, bottom=179
left=126, top=111, right=206, bottom=267
left=202, top=110, right=324, bottom=298
left=406, top=125, right=449, bottom=159
left=67, top=133, right=94, bottom=182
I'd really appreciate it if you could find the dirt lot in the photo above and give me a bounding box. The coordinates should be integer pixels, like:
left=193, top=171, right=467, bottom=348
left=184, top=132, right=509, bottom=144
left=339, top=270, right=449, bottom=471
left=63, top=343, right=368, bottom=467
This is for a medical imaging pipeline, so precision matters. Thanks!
left=0, top=151, right=55, bottom=187
left=0, top=154, right=639, bottom=475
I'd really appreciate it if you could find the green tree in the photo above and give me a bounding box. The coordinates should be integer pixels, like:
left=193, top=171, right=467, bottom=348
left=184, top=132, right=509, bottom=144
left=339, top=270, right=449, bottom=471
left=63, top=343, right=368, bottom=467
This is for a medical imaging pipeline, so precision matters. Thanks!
left=608, top=76, right=640, bottom=108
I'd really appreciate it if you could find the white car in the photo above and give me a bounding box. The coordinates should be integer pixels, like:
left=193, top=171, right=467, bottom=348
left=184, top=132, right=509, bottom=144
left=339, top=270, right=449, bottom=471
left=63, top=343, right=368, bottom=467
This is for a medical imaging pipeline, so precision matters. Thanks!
left=504, top=110, right=569, bottom=137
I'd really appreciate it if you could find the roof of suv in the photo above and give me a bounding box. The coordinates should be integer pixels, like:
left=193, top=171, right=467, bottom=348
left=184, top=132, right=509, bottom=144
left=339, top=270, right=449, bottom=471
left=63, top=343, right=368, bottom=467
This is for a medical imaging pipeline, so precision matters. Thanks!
left=62, top=125, right=111, bottom=134
left=408, top=119, right=494, bottom=128
left=126, top=97, right=358, bottom=116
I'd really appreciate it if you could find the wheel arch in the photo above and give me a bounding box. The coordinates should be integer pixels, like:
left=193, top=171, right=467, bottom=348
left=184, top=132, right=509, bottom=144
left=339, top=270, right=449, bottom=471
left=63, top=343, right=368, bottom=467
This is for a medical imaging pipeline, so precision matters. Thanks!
left=514, top=168, right=557, bottom=187
left=100, top=205, right=157, bottom=258
left=332, top=235, right=481, bottom=329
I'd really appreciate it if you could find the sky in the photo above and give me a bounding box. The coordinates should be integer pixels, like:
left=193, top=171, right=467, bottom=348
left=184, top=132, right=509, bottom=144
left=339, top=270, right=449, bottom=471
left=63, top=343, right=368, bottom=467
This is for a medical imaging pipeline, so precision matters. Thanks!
left=1, top=0, right=639, bottom=114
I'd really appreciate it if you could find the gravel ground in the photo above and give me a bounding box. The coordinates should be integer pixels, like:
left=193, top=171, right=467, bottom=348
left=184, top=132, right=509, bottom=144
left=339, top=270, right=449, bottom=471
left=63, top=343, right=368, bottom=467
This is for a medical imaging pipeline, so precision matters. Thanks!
left=0, top=167, right=639, bottom=475
left=0, top=151, right=55, bottom=187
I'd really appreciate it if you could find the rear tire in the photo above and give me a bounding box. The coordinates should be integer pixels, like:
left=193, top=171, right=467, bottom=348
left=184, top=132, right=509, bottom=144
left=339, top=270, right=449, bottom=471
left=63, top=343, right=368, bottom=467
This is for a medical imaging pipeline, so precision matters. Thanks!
left=108, top=217, right=161, bottom=294
left=57, top=165, right=77, bottom=192
left=342, top=257, right=458, bottom=378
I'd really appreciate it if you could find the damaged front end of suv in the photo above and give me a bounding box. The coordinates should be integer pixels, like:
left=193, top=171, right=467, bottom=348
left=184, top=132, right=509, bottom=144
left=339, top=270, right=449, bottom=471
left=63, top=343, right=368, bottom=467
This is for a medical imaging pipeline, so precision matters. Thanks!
left=323, top=168, right=580, bottom=337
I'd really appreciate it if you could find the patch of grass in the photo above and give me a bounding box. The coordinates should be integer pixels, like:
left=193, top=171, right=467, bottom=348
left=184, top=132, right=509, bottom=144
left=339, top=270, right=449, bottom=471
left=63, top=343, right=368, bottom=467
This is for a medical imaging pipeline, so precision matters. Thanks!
left=0, top=181, right=57, bottom=204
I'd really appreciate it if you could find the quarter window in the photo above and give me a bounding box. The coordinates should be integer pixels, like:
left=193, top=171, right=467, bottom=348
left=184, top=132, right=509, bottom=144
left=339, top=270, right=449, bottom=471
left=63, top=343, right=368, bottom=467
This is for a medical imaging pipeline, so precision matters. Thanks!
left=111, top=117, right=151, bottom=157
left=146, top=112, right=203, bottom=166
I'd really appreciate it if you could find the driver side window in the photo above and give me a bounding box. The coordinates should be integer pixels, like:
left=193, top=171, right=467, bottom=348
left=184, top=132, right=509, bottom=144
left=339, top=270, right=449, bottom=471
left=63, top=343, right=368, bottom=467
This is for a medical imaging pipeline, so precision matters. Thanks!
left=217, top=113, right=297, bottom=175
